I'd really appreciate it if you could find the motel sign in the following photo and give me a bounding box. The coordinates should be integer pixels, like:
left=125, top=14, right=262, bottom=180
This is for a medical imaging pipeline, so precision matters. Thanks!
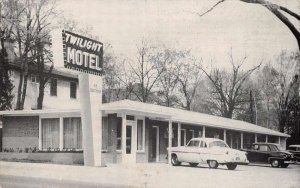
left=63, top=30, right=103, bottom=75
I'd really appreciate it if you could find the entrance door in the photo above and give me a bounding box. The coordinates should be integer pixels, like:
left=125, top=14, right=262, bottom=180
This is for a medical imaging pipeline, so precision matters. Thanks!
left=150, top=126, right=159, bottom=162
left=123, top=121, right=137, bottom=163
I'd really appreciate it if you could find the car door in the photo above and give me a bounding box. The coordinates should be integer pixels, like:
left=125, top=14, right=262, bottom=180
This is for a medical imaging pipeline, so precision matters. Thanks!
left=255, top=145, right=270, bottom=163
left=198, top=140, right=208, bottom=163
left=246, top=144, right=260, bottom=162
left=184, top=140, right=201, bottom=163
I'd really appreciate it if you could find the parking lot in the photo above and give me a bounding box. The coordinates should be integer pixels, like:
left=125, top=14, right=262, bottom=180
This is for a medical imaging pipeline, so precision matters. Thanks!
left=142, top=163, right=300, bottom=188
left=0, top=161, right=299, bottom=188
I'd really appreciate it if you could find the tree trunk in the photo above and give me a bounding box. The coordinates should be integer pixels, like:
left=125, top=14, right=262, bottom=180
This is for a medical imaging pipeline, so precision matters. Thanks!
left=37, top=81, right=44, bottom=109
left=16, top=71, right=24, bottom=110
left=19, top=62, right=28, bottom=110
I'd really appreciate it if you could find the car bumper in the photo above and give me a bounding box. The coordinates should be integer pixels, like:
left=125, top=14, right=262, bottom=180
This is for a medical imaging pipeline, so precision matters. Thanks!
left=283, top=160, right=296, bottom=164
left=222, top=158, right=249, bottom=165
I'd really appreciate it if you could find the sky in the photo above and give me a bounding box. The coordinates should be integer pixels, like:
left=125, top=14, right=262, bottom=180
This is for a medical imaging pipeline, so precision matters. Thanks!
left=57, top=0, right=300, bottom=70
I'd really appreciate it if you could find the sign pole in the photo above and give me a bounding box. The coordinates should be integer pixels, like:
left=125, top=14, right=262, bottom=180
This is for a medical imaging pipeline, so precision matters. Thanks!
left=79, top=74, right=103, bottom=166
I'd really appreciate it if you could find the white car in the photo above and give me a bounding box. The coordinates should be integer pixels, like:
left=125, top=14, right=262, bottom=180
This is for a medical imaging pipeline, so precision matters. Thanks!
left=169, top=138, right=249, bottom=170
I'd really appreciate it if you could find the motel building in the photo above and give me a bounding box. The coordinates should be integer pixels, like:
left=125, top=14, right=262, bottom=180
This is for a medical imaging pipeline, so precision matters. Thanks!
left=0, top=31, right=290, bottom=165
left=0, top=100, right=289, bottom=165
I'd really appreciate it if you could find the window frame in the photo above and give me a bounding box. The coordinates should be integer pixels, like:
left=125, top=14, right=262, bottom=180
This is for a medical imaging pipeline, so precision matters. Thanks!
left=50, top=78, right=57, bottom=97
left=40, top=118, right=60, bottom=151
left=63, top=117, right=82, bottom=150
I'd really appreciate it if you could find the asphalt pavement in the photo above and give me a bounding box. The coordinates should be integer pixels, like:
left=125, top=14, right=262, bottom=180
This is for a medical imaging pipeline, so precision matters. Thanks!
left=0, top=161, right=299, bottom=188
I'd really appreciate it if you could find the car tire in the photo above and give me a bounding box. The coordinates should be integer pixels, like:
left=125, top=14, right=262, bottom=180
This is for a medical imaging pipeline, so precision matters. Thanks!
left=226, top=164, right=237, bottom=170
left=171, top=154, right=181, bottom=166
left=280, top=163, right=289, bottom=168
left=270, top=159, right=280, bottom=168
left=189, top=163, right=198, bottom=167
left=207, top=160, right=219, bottom=169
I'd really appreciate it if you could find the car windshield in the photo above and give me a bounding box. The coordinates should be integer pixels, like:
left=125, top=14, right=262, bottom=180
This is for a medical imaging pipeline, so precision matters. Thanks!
left=209, top=141, right=228, bottom=148
left=269, top=144, right=284, bottom=151
left=275, top=145, right=285, bottom=151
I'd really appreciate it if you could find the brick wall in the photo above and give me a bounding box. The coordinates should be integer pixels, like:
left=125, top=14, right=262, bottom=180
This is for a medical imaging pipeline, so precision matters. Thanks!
left=2, top=116, right=39, bottom=151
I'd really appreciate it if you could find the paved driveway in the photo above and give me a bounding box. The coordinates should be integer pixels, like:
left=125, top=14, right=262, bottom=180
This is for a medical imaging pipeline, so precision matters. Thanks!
left=0, top=161, right=299, bottom=188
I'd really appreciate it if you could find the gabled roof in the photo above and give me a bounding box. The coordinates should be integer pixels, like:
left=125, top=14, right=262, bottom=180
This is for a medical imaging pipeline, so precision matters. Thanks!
left=102, top=100, right=290, bottom=138
left=0, top=99, right=289, bottom=138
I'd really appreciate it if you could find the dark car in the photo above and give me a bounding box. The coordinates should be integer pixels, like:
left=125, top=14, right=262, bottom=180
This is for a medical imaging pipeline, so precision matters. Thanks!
left=241, top=142, right=296, bottom=168
left=287, top=145, right=300, bottom=162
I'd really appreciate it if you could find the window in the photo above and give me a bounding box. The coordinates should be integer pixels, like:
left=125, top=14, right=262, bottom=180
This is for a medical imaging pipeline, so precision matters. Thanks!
left=31, top=74, right=38, bottom=83
left=102, top=117, right=108, bottom=150
left=288, top=147, right=296, bottom=151
left=209, top=141, right=228, bottom=148
left=137, top=119, right=144, bottom=151
left=50, top=79, right=57, bottom=96
left=70, top=82, right=77, bottom=99
left=180, top=129, right=186, bottom=146
left=42, top=118, right=60, bottom=150
left=253, top=145, right=259, bottom=150
left=187, top=140, right=200, bottom=147
left=116, top=120, right=122, bottom=150
left=190, top=130, right=195, bottom=138
left=200, top=141, right=207, bottom=148
left=259, top=145, right=269, bottom=151
left=63, top=118, right=82, bottom=149
left=126, top=115, right=135, bottom=120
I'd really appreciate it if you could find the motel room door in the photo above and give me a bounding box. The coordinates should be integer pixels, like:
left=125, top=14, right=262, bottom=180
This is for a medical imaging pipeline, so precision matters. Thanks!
left=123, top=120, right=137, bottom=163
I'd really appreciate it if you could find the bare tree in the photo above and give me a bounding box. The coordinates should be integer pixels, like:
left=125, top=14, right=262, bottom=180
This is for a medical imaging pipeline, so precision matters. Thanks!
left=0, top=1, right=15, bottom=110
left=34, top=0, right=56, bottom=109
left=156, top=49, right=186, bottom=107
left=2, top=0, right=56, bottom=110
left=116, top=40, right=169, bottom=103
left=199, top=0, right=300, bottom=52
left=200, top=52, right=261, bottom=118
left=176, top=56, right=203, bottom=111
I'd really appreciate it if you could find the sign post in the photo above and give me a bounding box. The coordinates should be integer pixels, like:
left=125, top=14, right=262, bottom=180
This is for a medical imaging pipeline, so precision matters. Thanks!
left=52, top=30, right=104, bottom=166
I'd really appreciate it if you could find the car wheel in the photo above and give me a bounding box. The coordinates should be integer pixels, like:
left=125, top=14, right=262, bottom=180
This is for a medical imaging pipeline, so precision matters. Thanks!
left=171, top=154, right=181, bottom=166
left=280, top=163, right=289, bottom=168
left=270, top=159, right=280, bottom=168
left=226, top=164, right=237, bottom=170
left=189, top=163, right=198, bottom=167
left=207, top=160, right=219, bottom=169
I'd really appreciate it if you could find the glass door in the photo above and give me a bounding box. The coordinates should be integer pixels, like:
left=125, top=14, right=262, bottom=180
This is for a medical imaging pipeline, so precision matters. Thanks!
left=123, top=120, right=137, bottom=163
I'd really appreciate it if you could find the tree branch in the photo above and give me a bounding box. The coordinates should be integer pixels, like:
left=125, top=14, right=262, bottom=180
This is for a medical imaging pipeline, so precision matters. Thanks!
left=199, top=0, right=226, bottom=17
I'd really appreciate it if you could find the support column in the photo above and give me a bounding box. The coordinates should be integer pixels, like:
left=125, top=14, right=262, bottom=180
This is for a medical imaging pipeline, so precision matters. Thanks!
left=223, top=130, right=227, bottom=143
left=266, top=135, right=268, bottom=143
left=203, top=126, right=206, bottom=138
left=241, top=132, right=244, bottom=149
left=177, top=123, right=181, bottom=146
left=121, top=113, right=126, bottom=163
left=59, top=117, right=64, bottom=151
left=168, top=119, right=172, bottom=164
left=278, top=136, right=281, bottom=144
left=255, top=134, right=257, bottom=143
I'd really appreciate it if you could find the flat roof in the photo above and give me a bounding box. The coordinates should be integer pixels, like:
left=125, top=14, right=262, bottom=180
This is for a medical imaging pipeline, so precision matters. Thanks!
left=0, top=100, right=289, bottom=137
left=102, top=100, right=290, bottom=138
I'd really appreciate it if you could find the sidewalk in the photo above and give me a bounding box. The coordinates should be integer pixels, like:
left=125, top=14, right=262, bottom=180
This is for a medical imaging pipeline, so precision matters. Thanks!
left=0, top=161, right=169, bottom=187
